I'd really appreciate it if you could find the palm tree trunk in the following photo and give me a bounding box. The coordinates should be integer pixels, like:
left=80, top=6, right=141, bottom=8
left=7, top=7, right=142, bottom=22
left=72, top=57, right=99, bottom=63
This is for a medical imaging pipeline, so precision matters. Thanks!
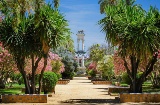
left=31, top=55, right=42, bottom=94
left=16, top=57, right=30, bottom=94
left=38, top=57, right=47, bottom=94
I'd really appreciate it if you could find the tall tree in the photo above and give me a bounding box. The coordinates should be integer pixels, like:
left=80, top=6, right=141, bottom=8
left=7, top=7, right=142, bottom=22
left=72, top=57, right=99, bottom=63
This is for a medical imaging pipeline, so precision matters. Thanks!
left=0, top=0, right=71, bottom=94
left=99, top=0, right=160, bottom=93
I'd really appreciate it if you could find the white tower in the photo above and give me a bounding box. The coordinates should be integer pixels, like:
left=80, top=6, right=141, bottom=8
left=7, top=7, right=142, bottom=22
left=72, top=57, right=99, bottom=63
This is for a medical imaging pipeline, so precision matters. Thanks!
left=76, top=30, right=85, bottom=67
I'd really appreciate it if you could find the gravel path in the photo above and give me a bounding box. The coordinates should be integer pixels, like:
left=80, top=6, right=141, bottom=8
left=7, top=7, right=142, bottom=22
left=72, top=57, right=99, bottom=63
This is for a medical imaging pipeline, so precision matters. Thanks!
left=49, top=77, right=118, bottom=104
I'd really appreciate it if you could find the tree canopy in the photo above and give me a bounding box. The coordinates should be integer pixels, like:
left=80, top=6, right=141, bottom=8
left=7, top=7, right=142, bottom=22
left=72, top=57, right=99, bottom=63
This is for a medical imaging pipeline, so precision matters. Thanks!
left=99, top=0, right=160, bottom=93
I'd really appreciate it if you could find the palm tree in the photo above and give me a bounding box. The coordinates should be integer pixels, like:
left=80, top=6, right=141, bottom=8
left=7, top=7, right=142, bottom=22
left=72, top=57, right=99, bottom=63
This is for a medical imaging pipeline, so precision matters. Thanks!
left=98, top=0, right=132, bottom=14
left=99, top=1, right=160, bottom=93
left=0, top=0, right=70, bottom=94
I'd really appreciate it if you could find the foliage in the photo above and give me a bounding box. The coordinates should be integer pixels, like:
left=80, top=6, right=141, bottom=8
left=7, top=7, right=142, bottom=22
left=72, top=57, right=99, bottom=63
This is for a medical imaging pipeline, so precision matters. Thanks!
left=25, top=52, right=64, bottom=74
left=98, top=0, right=117, bottom=14
left=0, top=0, right=71, bottom=94
left=113, top=51, right=126, bottom=75
left=88, top=62, right=97, bottom=71
left=99, top=0, right=160, bottom=93
left=10, top=73, right=24, bottom=85
left=0, top=45, right=18, bottom=88
left=55, top=73, right=62, bottom=80
left=88, top=70, right=96, bottom=78
left=54, top=47, right=78, bottom=79
left=88, top=44, right=106, bottom=62
left=150, top=59, right=160, bottom=88
left=97, top=55, right=114, bottom=81
left=121, top=72, right=131, bottom=84
left=42, top=71, right=58, bottom=94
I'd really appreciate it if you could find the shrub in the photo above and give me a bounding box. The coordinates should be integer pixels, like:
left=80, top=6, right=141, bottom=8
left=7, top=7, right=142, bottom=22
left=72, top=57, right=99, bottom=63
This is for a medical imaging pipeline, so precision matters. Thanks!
left=61, top=71, right=75, bottom=79
left=10, top=73, right=24, bottom=85
left=121, top=72, right=131, bottom=84
left=88, top=70, right=96, bottom=78
left=122, top=72, right=143, bottom=85
left=137, top=72, right=143, bottom=79
left=69, top=72, right=75, bottom=79
left=56, top=73, right=62, bottom=80
left=42, top=71, right=58, bottom=94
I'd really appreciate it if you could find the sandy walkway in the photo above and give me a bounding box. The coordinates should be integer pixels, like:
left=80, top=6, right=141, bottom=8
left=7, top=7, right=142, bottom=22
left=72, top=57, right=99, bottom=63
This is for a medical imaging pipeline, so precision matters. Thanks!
left=48, top=77, right=118, bottom=104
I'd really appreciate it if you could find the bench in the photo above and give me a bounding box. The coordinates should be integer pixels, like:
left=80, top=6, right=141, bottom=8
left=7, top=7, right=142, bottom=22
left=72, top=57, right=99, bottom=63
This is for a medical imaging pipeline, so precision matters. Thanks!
left=120, top=93, right=160, bottom=103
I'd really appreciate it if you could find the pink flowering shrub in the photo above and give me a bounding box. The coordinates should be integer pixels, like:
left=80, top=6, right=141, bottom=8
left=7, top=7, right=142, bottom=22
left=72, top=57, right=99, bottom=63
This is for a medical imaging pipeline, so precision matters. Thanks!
left=0, top=44, right=18, bottom=80
left=88, top=61, right=97, bottom=71
left=25, top=52, right=64, bottom=74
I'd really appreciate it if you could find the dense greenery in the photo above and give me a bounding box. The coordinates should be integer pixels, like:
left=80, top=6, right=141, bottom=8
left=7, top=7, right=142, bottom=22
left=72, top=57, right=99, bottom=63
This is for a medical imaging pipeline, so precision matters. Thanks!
left=54, top=47, right=78, bottom=79
left=97, top=55, right=114, bottom=81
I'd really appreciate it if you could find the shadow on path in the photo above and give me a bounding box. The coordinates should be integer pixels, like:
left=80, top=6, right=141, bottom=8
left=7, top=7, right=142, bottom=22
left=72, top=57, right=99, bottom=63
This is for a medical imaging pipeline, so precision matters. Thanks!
left=94, top=88, right=108, bottom=90
left=60, top=99, right=120, bottom=104
left=78, top=82, right=92, bottom=83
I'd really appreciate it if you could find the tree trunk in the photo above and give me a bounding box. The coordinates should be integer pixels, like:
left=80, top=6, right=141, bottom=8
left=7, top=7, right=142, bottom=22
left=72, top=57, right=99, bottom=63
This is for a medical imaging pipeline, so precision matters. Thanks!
left=0, top=78, right=5, bottom=89
left=38, top=57, right=47, bottom=94
left=130, top=79, right=142, bottom=93
left=129, top=53, right=158, bottom=93
left=16, top=57, right=30, bottom=94
left=31, top=55, right=42, bottom=94
left=22, top=70, right=30, bottom=94
left=130, top=55, right=139, bottom=93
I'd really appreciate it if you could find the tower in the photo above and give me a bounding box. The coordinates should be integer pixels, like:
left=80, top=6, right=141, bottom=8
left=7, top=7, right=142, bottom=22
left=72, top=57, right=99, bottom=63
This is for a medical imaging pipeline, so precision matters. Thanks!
left=76, top=30, right=85, bottom=67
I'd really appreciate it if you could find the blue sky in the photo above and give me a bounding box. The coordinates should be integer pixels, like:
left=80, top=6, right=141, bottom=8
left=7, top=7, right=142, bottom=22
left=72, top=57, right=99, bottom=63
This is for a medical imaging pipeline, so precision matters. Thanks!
left=46, top=0, right=160, bottom=51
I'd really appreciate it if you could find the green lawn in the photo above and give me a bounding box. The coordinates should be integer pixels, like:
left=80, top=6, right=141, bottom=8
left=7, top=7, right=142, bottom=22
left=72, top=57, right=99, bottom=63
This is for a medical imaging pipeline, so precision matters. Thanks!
left=0, top=84, right=25, bottom=94
left=119, top=81, right=160, bottom=93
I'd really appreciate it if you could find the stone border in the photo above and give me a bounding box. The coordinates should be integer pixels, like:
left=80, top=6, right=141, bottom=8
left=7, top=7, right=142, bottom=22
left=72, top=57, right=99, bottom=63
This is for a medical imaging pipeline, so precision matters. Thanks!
left=108, top=87, right=129, bottom=95
left=120, top=93, right=160, bottom=103
left=1, top=94, right=47, bottom=103
left=57, top=79, right=70, bottom=85
left=91, top=80, right=112, bottom=85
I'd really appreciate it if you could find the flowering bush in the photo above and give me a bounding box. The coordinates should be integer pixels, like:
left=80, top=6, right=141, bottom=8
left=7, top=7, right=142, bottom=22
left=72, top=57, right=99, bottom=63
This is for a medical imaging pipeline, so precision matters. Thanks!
left=113, top=52, right=126, bottom=75
left=88, top=62, right=97, bottom=71
left=0, top=44, right=18, bottom=88
left=25, top=52, right=64, bottom=74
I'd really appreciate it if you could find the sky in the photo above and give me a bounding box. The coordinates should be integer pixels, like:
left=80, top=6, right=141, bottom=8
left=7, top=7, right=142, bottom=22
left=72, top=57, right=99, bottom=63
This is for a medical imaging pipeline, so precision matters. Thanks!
left=46, top=0, right=160, bottom=51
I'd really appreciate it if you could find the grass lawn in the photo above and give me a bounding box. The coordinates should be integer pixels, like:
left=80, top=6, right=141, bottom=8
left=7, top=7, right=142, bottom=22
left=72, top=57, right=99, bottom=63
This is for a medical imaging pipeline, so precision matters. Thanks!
left=0, top=84, right=25, bottom=94
left=0, top=83, right=51, bottom=94
left=143, top=81, right=160, bottom=93
left=116, top=81, right=160, bottom=93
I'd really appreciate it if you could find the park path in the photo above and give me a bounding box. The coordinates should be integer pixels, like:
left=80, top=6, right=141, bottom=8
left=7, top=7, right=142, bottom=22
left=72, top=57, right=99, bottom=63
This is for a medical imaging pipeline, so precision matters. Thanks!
left=48, top=77, right=118, bottom=104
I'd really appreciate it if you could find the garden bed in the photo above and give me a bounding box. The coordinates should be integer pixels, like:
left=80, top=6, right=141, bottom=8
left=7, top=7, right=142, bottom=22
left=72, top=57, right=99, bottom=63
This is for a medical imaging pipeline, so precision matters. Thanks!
left=56, top=79, right=70, bottom=85
left=120, top=93, right=160, bottom=103
left=1, top=94, right=47, bottom=103
left=22, top=87, right=55, bottom=94
left=108, top=86, right=130, bottom=95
